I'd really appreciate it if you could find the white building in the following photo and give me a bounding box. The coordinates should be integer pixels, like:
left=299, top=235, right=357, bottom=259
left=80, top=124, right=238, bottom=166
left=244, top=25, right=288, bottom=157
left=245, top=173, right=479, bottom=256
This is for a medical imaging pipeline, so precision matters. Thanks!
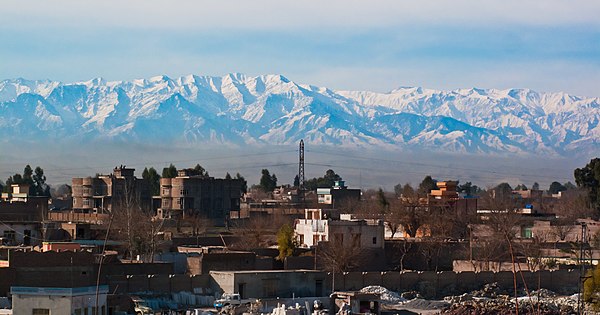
left=11, top=285, right=108, bottom=315
left=294, top=209, right=384, bottom=249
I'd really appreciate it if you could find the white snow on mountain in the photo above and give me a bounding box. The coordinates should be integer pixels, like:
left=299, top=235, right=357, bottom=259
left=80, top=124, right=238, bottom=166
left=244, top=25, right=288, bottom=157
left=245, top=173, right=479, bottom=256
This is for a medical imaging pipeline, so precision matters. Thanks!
left=0, top=74, right=598, bottom=156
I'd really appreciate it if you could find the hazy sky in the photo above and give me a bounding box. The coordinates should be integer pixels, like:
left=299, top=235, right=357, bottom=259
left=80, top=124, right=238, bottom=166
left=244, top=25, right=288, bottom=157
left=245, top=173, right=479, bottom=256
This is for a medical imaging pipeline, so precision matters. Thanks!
left=1, top=0, right=599, bottom=96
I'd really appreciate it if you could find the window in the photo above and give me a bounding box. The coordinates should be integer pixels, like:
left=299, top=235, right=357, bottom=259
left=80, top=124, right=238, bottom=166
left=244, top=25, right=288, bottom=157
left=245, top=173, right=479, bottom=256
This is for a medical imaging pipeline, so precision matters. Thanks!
left=162, top=188, right=170, bottom=195
left=83, top=198, right=91, bottom=206
left=3, top=231, right=15, bottom=242
left=32, top=309, right=50, bottom=315
left=180, top=189, right=188, bottom=195
left=521, top=227, right=533, bottom=238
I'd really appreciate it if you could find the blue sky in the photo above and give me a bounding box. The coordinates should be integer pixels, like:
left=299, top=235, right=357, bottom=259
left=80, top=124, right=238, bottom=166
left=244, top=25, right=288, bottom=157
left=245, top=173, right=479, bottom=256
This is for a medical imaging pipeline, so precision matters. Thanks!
left=1, top=0, right=599, bottom=96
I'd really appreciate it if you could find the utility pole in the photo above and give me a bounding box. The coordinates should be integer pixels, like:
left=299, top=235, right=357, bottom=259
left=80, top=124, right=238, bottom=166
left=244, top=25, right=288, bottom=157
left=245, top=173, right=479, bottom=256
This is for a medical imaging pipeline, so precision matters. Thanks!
left=298, top=139, right=305, bottom=205
left=578, top=222, right=588, bottom=314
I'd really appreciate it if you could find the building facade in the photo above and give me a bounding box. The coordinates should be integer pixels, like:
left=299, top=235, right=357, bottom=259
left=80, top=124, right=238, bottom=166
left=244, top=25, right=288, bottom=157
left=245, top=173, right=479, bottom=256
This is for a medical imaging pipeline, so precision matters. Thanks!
left=158, top=169, right=243, bottom=221
left=316, top=181, right=361, bottom=208
left=295, top=209, right=385, bottom=249
left=11, top=285, right=108, bottom=315
left=72, top=166, right=151, bottom=214
left=0, top=184, right=48, bottom=246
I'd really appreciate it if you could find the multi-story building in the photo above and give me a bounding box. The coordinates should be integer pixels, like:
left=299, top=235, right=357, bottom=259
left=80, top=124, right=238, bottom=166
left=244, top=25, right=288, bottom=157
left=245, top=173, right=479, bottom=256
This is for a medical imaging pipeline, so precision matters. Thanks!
left=0, top=184, right=49, bottom=246
left=72, top=166, right=151, bottom=214
left=158, top=169, right=243, bottom=221
left=295, top=209, right=385, bottom=249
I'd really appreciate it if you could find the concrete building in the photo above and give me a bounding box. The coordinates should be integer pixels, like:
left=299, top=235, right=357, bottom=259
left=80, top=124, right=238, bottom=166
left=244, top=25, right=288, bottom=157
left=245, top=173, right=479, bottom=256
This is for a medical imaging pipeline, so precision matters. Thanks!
left=158, top=169, right=242, bottom=221
left=210, top=270, right=329, bottom=298
left=316, top=181, right=361, bottom=208
left=72, top=166, right=151, bottom=214
left=11, top=285, right=108, bottom=315
left=0, top=184, right=48, bottom=246
left=295, top=209, right=384, bottom=249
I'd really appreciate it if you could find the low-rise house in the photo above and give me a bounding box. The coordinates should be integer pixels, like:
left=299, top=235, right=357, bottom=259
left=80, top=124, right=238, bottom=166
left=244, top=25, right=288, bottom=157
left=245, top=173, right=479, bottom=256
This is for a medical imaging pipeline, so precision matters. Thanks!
left=11, top=285, right=108, bottom=315
left=210, top=270, right=329, bottom=298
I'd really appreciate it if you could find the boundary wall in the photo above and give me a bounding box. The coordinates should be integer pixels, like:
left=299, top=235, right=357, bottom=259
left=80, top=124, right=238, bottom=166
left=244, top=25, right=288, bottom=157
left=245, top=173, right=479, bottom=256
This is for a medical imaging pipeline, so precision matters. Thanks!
left=331, top=269, right=579, bottom=298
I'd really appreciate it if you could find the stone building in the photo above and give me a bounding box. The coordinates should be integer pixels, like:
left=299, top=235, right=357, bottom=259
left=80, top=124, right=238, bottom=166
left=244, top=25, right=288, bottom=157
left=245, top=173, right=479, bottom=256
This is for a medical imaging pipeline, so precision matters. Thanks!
left=72, top=166, right=151, bottom=214
left=158, top=169, right=243, bottom=221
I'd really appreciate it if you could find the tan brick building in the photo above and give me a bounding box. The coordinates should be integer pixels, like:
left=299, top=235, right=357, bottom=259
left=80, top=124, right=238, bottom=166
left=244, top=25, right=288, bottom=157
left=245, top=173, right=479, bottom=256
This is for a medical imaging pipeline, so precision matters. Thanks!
left=72, top=166, right=151, bottom=213
left=158, top=169, right=242, bottom=221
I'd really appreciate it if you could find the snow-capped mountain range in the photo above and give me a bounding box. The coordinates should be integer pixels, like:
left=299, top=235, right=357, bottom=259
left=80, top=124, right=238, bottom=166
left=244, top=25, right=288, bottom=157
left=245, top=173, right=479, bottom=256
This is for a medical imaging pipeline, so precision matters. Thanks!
left=0, top=73, right=598, bottom=156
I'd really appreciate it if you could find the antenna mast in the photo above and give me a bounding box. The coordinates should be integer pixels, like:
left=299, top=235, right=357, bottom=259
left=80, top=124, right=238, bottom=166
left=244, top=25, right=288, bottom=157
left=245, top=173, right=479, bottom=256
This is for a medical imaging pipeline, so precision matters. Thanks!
left=299, top=139, right=305, bottom=203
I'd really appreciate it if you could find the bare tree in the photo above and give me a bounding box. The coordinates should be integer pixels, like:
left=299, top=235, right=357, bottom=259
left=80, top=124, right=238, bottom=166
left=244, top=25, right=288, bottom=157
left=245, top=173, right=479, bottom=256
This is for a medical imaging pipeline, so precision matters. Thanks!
left=230, top=215, right=291, bottom=250
left=181, top=211, right=211, bottom=236
left=317, top=240, right=364, bottom=273
left=389, top=240, right=413, bottom=271
left=111, top=177, right=164, bottom=261
left=517, top=232, right=550, bottom=271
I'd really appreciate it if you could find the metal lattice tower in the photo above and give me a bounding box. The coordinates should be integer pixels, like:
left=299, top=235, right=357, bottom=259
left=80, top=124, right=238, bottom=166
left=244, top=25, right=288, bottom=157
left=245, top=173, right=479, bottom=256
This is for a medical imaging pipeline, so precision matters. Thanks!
left=298, top=139, right=305, bottom=200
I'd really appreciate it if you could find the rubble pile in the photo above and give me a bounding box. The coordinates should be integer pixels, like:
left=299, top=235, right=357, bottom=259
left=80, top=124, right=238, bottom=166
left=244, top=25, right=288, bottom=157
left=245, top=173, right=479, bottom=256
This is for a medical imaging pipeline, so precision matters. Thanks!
left=399, top=291, right=422, bottom=300
left=359, top=286, right=405, bottom=304
left=403, top=298, right=449, bottom=310
left=441, top=288, right=578, bottom=315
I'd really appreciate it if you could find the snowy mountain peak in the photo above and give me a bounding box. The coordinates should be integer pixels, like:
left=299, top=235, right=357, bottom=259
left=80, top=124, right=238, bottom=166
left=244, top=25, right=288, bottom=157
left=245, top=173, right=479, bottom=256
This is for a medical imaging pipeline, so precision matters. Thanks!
left=0, top=73, right=598, bottom=156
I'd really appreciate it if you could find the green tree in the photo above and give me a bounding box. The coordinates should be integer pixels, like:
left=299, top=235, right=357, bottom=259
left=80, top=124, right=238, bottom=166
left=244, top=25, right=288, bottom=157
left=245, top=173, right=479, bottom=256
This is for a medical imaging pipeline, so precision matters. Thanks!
left=548, top=181, right=567, bottom=195
left=23, top=165, right=34, bottom=186
left=418, top=175, right=437, bottom=195
left=235, top=173, right=247, bottom=194
left=142, top=167, right=161, bottom=196
left=376, top=188, right=389, bottom=213
left=276, top=223, right=298, bottom=261
left=493, top=182, right=513, bottom=199
left=564, top=181, right=577, bottom=190
left=259, top=169, right=277, bottom=192
left=458, top=181, right=480, bottom=196
left=162, top=163, right=177, bottom=178
left=401, top=183, right=416, bottom=199
left=532, top=182, right=540, bottom=190
left=32, top=166, right=50, bottom=196
left=4, top=174, right=23, bottom=192
left=190, top=164, right=209, bottom=177
left=305, top=169, right=342, bottom=190
left=514, top=184, right=528, bottom=191
left=394, top=183, right=403, bottom=197
left=575, top=158, right=600, bottom=210
left=225, top=172, right=232, bottom=180
left=293, top=175, right=300, bottom=188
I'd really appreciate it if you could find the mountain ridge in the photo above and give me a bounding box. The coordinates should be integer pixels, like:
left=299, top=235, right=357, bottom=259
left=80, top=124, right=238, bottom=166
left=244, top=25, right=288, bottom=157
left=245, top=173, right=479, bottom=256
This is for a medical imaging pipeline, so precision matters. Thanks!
left=1, top=74, right=598, bottom=157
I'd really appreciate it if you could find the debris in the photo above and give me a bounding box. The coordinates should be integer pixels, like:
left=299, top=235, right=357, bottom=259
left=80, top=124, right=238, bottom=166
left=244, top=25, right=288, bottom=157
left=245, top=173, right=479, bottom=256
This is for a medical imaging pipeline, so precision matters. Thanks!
left=359, top=286, right=405, bottom=304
